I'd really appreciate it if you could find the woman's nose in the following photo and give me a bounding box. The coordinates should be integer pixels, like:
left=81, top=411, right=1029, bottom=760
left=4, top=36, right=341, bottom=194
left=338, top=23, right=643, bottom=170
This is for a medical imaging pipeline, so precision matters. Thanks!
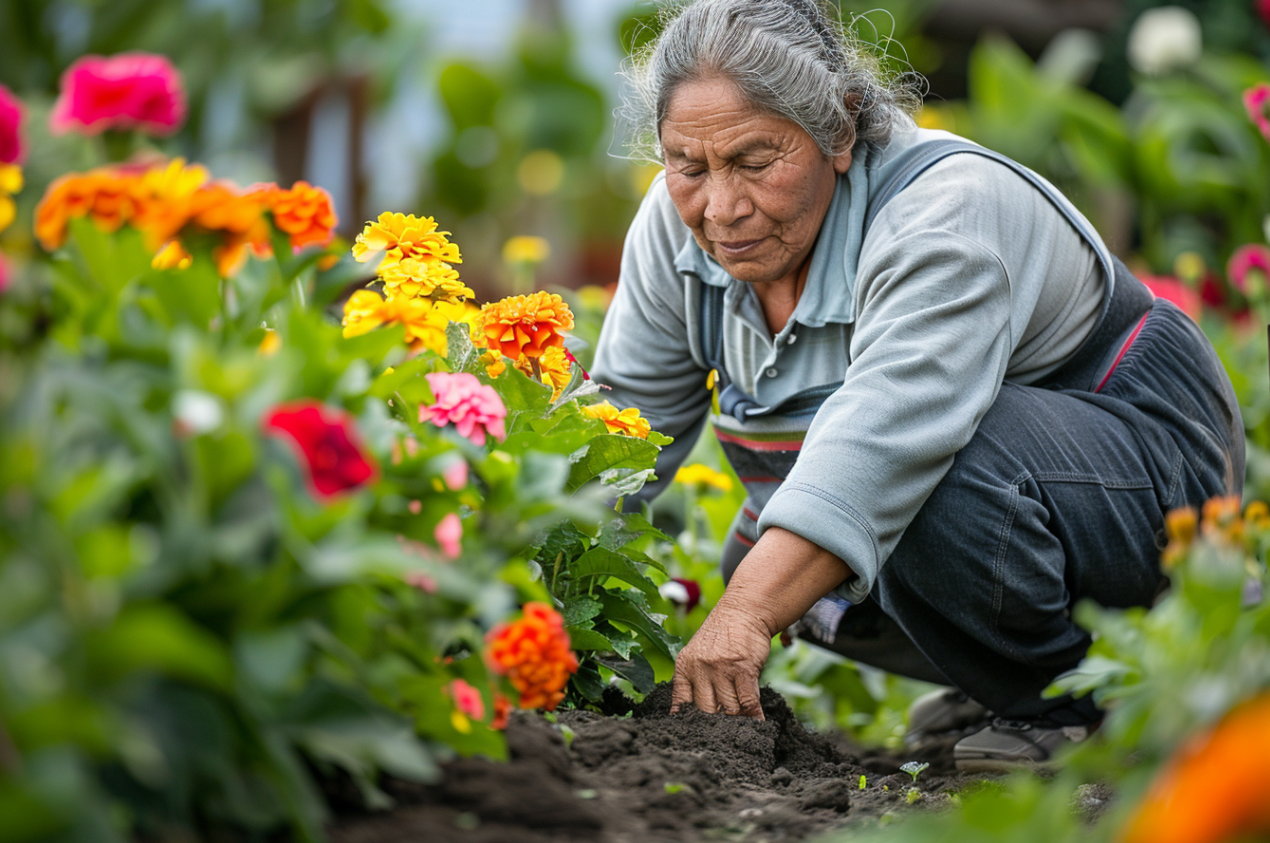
left=703, top=176, right=752, bottom=227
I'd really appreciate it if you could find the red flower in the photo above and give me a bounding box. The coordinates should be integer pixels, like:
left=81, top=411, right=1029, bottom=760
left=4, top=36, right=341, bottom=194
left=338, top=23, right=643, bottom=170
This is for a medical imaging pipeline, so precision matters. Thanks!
left=263, top=401, right=377, bottom=499
left=0, top=84, right=23, bottom=165
left=51, top=53, right=186, bottom=137
left=1139, top=274, right=1200, bottom=320
left=1258, top=0, right=1270, bottom=27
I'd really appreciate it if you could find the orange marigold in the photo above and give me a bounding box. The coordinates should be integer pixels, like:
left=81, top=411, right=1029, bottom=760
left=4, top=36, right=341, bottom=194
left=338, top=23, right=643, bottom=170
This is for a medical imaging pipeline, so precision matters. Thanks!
left=1201, top=495, right=1245, bottom=545
left=260, top=180, right=338, bottom=251
left=582, top=401, right=651, bottom=439
left=485, top=602, right=578, bottom=711
left=35, top=167, right=149, bottom=250
left=476, top=291, right=574, bottom=361
left=1121, top=693, right=1270, bottom=843
left=508, top=344, right=572, bottom=399
left=1162, top=505, right=1199, bottom=570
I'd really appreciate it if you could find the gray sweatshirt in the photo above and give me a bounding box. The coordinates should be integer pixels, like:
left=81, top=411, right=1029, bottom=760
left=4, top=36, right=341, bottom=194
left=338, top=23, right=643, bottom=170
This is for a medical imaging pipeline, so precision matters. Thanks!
left=591, top=125, right=1109, bottom=600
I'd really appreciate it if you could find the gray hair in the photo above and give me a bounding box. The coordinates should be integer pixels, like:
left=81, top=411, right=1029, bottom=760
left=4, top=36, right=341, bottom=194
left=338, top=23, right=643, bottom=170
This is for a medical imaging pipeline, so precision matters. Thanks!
left=618, top=0, right=924, bottom=161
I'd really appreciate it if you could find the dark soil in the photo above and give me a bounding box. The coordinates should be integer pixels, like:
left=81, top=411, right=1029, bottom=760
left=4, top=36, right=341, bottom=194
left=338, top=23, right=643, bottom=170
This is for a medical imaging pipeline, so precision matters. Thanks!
left=327, top=685, right=993, bottom=843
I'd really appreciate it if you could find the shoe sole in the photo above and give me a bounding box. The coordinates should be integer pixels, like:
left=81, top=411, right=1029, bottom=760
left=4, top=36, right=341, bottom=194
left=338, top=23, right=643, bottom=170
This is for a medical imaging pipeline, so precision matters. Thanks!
left=954, top=754, right=1057, bottom=774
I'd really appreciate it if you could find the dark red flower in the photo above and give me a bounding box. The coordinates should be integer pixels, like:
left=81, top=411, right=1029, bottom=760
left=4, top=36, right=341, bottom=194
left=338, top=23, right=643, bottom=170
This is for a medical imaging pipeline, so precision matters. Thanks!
left=264, top=401, right=377, bottom=499
left=659, top=578, right=702, bottom=613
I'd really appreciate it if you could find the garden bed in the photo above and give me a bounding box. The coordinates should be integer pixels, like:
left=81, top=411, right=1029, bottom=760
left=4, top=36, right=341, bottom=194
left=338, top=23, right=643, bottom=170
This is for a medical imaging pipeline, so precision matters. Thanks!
left=327, top=685, right=989, bottom=843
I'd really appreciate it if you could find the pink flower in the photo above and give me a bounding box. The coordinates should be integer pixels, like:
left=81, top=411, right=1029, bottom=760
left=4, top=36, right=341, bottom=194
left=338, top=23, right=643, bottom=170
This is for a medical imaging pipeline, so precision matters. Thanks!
left=447, top=678, right=485, bottom=720
left=51, top=53, right=186, bottom=137
left=0, top=254, right=10, bottom=294
left=442, top=459, right=469, bottom=490
left=404, top=571, right=437, bottom=593
left=0, top=85, right=23, bottom=165
left=1258, top=0, right=1270, bottom=27
left=1228, top=243, right=1270, bottom=293
left=1139, top=274, right=1200, bottom=320
left=434, top=512, right=462, bottom=559
left=419, top=372, right=507, bottom=446
left=1245, top=84, right=1270, bottom=143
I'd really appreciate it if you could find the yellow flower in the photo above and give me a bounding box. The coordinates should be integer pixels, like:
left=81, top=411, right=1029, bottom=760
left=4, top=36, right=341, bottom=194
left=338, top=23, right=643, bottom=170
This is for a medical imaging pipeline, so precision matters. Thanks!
left=0, top=163, right=23, bottom=232
left=517, top=150, right=564, bottom=195
left=512, top=344, right=572, bottom=399
left=476, top=291, right=575, bottom=361
left=1246, top=500, right=1270, bottom=530
left=503, top=235, right=550, bottom=266
left=259, top=329, right=282, bottom=356
left=916, top=105, right=955, bottom=132
left=342, top=289, right=476, bottom=355
left=351, top=212, right=470, bottom=303
left=582, top=401, right=651, bottom=439
left=675, top=463, right=733, bottom=492
left=151, top=239, right=192, bottom=270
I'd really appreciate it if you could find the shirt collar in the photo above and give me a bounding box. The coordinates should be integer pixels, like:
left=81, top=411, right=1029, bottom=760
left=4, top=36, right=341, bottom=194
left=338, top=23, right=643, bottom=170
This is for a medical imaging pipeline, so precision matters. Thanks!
left=672, top=144, right=874, bottom=328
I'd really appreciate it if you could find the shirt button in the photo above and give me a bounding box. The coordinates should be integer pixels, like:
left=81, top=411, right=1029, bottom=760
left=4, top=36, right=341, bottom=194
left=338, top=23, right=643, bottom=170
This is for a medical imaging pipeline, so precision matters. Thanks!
left=765, top=367, right=778, bottom=378
left=786, top=333, right=797, bottom=345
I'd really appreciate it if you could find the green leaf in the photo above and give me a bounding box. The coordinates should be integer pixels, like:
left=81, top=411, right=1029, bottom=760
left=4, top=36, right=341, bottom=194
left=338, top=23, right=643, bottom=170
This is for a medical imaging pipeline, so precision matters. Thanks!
left=599, top=467, right=655, bottom=497
left=562, top=596, right=603, bottom=628
left=567, top=435, right=661, bottom=491
left=569, top=547, right=659, bottom=599
left=564, top=627, right=615, bottom=651
left=445, top=322, right=483, bottom=374
left=85, top=605, right=233, bottom=689
left=596, top=652, right=655, bottom=694
left=596, top=592, right=678, bottom=660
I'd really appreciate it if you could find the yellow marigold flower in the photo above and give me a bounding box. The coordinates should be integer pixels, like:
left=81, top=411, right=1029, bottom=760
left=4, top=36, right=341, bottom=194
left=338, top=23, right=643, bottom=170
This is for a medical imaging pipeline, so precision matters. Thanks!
left=151, top=239, right=192, bottom=270
left=259, top=329, right=281, bottom=356
left=352, top=212, right=469, bottom=303
left=582, top=401, right=651, bottom=439
left=503, top=235, right=550, bottom=266
left=482, top=350, right=507, bottom=378
left=675, top=463, right=733, bottom=492
left=342, top=289, right=475, bottom=355
left=0, top=163, right=21, bottom=233
left=1246, top=500, right=1270, bottom=529
left=512, top=344, right=572, bottom=399
left=476, top=291, right=575, bottom=361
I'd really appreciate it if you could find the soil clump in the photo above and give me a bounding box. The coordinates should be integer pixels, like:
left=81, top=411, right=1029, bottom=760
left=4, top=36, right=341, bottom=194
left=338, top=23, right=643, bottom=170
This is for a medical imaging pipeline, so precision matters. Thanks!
left=327, top=684, right=985, bottom=843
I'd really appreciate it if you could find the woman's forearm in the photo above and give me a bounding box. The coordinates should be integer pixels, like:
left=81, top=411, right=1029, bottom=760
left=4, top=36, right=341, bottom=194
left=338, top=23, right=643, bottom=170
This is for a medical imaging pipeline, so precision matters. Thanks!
left=718, top=526, right=856, bottom=637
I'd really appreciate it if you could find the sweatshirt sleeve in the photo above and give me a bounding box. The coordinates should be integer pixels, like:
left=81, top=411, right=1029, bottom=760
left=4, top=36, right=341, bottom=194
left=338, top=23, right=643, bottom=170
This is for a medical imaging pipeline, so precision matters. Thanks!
left=591, top=174, right=712, bottom=502
left=757, top=215, right=1013, bottom=602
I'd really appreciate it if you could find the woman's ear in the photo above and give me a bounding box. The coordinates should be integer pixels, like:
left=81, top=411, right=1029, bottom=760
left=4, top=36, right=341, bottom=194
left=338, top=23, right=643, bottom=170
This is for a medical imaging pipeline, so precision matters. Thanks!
left=832, top=147, right=853, bottom=174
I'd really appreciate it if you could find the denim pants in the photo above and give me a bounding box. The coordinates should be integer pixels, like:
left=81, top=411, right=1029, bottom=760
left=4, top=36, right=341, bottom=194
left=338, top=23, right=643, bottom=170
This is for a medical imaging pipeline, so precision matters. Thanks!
left=722, top=280, right=1244, bottom=725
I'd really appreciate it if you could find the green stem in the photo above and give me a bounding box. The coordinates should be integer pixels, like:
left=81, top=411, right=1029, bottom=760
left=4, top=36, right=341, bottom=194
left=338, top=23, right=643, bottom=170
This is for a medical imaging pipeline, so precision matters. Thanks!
left=550, top=552, right=564, bottom=596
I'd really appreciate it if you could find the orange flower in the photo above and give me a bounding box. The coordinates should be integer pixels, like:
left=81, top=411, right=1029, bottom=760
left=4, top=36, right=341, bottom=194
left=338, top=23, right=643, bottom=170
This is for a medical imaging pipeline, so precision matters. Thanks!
left=582, top=401, right=651, bottom=439
left=1161, top=505, right=1199, bottom=570
left=491, top=692, right=512, bottom=730
left=476, top=291, right=574, bottom=361
left=151, top=239, right=192, bottom=270
left=1201, top=496, right=1244, bottom=545
left=35, top=168, right=149, bottom=249
left=185, top=182, right=272, bottom=277
left=485, top=602, right=578, bottom=711
left=1120, top=693, right=1270, bottom=843
left=261, top=180, right=338, bottom=251
left=507, top=344, right=572, bottom=399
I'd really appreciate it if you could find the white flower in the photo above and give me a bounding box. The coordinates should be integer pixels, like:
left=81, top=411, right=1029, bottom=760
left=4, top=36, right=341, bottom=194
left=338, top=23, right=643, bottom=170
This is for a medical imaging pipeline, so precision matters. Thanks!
left=1126, top=6, right=1202, bottom=76
left=172, top=390, right=224, bottom=435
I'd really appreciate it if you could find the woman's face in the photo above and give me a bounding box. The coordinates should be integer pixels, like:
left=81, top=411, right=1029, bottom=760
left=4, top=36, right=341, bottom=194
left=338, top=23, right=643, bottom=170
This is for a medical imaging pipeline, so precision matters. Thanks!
left=660, top=76, right=852, bottom=291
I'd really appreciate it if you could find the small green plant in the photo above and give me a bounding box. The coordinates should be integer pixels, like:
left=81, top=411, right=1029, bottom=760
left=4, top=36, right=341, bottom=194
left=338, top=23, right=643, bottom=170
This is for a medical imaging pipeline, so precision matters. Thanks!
left=900, top=761, right=930, bottom=783
left=858, top=774, right=867, bottom=790
left=905, top=787, right=923, bottom=805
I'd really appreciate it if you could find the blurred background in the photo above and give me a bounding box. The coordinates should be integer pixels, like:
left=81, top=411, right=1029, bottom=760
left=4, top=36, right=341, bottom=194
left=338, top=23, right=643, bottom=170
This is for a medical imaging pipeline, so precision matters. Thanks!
left=5, top=0, right=1270, bottom=300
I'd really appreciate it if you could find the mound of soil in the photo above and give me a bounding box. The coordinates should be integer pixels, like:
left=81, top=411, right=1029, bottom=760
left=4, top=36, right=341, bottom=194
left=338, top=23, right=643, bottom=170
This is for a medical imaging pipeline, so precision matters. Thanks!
left=327, top=685, right=985, bottom=843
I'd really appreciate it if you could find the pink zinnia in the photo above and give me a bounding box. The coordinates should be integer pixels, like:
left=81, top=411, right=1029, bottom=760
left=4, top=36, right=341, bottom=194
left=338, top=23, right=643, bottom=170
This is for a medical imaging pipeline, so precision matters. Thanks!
left=51, top=53, right=186, bottom=137
left=1228, top=243, right=1270, bottom=293
left=1244, top=84, right=1270, bottom=143
left=419, top=372, right=507, bottom=446
left=0, top=85, right=23, bottom=164
left=434, top=512, right=463, bottom=559
left=1139, top=274, right=1200, bottom=320
left=447, top=678, right=485, bottom=720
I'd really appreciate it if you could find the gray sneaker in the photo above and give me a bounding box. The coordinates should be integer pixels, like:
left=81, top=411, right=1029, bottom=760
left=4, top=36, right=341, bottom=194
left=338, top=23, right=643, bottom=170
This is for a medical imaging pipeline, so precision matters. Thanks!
left=954, top=718, right=1093, bottom=772
left=906, top=688, right=991, bottom=737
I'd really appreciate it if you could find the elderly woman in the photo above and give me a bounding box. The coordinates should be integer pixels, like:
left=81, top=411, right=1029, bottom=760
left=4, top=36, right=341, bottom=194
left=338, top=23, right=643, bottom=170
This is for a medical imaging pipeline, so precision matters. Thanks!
left=592, top=0, right=1243, bottom=770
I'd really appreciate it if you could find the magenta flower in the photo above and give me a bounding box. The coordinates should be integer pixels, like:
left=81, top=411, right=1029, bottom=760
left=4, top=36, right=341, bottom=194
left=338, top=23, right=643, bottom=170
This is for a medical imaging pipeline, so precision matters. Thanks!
left=1244, top=84, right=1270, bottom=143
left=51, top=53, right=186, bottom=137
left=419, top=372, right=507, bottom=446
left=0, top=85, right=23, bottom=165
left=447, top=678, right=485, bottom=720
left=1259, top=0, right=1270, bottom=26
left=0, top=254, right=10, bottom=294
left=1228, top=243, right=1270, bottom=293
left=434, top=512, right=463, bottom=559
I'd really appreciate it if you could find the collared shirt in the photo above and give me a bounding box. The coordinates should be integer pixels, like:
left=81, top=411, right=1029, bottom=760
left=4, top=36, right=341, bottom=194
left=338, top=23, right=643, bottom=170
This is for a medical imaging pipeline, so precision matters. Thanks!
left=592, top=125, right=1107, bottom=600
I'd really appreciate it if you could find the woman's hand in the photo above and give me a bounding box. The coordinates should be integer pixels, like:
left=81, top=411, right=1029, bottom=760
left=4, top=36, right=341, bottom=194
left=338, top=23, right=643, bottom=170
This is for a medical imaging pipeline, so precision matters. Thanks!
left=670, top=594, right=773, bottom=719
left=668, top=527, right=857, bottom=719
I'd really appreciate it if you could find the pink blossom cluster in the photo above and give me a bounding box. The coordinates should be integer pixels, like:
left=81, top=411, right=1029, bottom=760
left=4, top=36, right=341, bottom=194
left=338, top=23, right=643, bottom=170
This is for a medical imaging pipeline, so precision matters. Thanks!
left=419, top=372, right=507, bottom=446
left=51, top=53, right=186, bottom=136
left=1244, top=84, right=1270, bottom=144
left=0, top=85, right=23, bottom=164
left=1228, top=244, right=1270, bottom=294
